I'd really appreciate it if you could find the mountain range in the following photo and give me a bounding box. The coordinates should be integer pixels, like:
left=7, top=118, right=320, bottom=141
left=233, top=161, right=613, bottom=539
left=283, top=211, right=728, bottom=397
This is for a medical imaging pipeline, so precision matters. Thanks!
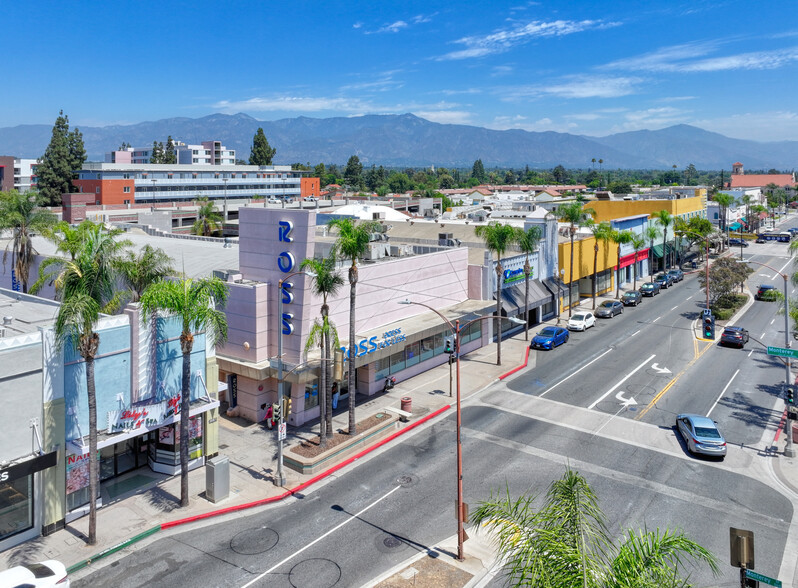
left=0, top=112, right=796, bottom=171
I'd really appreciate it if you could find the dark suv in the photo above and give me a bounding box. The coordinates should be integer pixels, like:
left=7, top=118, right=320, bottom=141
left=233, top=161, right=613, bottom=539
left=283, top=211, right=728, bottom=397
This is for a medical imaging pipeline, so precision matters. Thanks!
left=667, top=269, right=684, bottom=283
left=755, top=284, right=778, bottom=300
left=654, top=273, right=674, bottom=289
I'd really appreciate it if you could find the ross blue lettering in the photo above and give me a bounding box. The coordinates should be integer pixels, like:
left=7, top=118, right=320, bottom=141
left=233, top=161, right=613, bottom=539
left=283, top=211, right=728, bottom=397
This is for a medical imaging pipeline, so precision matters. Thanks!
left=278, top=220, right=294, bottom=243
left=281, top=281, right=294, bottom=304
left=367, top=336, right=378, bottom=353
left=281, top=313, right=294, bottom=335
left=278, top=251, right=295, bottom=273
left=357, top=339, right=369, bottom=357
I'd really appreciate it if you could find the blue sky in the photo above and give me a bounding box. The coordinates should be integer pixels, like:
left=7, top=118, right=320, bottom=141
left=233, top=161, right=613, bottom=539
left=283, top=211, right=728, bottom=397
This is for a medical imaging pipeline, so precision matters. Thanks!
left=3, top=0, right=797, bottom=141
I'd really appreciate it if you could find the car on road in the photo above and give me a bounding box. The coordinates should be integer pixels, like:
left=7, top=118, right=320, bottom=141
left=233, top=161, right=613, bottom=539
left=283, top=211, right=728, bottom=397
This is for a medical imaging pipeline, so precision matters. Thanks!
left=266, top=197, right=281, bottom=204
left=667, top=268, right=684, bottom=283
left=530, top=326, right=569, bottom=350
left=303, top=196, right=318, bottom=202
left=621, top=291, right=642, bottom=306
left=755, top=284, right=778, bottom=300
left=654, top=273, right=674, bottom=289
left=639, top=282, right=661, bottom=296
left=755, top=236, right=766, bottom=243
left=675, top=414, right=727, bottom=458
left=0, top=560, right=70, bottom=587
left=567, top=311, right=596, bottom=331
left=595, top=300, right=623, bottom=318
left=720, top=326, right=750, bottom=348
left=728, top=238, right=749, bottom=247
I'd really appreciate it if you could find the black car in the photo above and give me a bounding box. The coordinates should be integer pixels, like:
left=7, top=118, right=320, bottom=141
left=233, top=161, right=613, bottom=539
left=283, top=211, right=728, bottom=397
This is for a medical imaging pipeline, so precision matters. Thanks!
left=728, top=238, right=749, bottom=247
left=720, top=326, right=749, bottom=348
left=667, top=268, right=684, bottom=283
left=654, top=273, right=673, bottom=289
left=755, top=284, right=778, bottom=300
left=596, top=300, right=624, bottom=318
left=639, top=282, right=661, bottom=296
left=621, top=291, right=642, bottom=306
left=755, top=236, right=766, bottom=243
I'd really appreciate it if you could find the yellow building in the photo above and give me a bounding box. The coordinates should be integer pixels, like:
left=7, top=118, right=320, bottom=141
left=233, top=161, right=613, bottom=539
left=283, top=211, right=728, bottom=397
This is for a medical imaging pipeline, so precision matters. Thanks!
left=588, top=193, right=706, bottom=224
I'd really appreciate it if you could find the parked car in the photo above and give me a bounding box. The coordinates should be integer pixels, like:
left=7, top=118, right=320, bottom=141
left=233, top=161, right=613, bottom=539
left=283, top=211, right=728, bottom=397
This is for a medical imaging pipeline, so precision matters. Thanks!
left=266, top=197, right=281, bottom=204
left=639, top=282, right=661, bottom=296
left=675, top=414, right=727, bottom=458
left=621, top=290, right=642, bottom=306
left=720, top=326, right=750, bottom=348
left=654, top=273, right=674, bottom=289
left=755, top=236, right=766, bottom=243
left=596, top=300, right=624, bottom=318
left=755, top=284, right=778, bottom=300
left=0, top=560, right=70, bottom=587
left=667, top=268, right=684, bottom=283
left=567, top=311, right=596, bottom=331
left=530, top=326, right=569, bottom=350
left=728, top=238, right=749, bottom=247
left=303, top=196, right=318, bottom=202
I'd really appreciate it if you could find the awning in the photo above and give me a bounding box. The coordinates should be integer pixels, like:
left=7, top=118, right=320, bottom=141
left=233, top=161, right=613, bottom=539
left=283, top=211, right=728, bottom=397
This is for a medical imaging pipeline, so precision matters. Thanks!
left=651, top=243, right=676, bottom=258
left=728, top=222, right=742, bottom=230
left=499, top=280, right=551, bottom=315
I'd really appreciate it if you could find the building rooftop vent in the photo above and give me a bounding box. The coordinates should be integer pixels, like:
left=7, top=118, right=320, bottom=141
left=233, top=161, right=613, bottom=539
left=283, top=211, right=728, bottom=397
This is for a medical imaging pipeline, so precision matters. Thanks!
left=2, top=316, right=12, bottom=326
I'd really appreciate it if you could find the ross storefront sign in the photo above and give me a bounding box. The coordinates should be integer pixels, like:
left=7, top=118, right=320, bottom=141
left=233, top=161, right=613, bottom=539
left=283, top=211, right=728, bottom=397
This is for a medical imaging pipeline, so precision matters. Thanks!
left=106, top=395, right=181, bottom=434
left=341, top=328, right=407, bottom=362
left=0, top=451, right=58, bottom=484
left=278, top=220, right=296, bottom=335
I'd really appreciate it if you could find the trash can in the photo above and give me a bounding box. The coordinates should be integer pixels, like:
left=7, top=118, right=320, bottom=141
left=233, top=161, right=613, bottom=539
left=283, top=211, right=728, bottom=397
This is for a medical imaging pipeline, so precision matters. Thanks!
left=401, top=397, right=412, bottom=414
left=206, top=455, right=230, bottom=503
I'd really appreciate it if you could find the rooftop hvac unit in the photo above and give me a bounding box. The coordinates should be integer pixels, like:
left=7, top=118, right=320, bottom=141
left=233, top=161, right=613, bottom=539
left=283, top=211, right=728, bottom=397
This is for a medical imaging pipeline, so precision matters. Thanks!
left=372, top=212, right=386, bottom=220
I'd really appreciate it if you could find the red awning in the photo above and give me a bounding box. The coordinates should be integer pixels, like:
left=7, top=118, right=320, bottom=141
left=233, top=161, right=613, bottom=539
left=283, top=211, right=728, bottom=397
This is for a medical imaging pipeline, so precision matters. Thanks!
left=618, top=249, right=648, bottom=270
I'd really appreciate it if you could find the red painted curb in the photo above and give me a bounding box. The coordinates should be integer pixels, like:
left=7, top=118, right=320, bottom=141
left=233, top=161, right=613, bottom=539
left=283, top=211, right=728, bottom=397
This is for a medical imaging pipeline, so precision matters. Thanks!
left=160, top=404, right=453, bottom=529
left=499, top=346, right=530, bottom=380
left=774, top=407, right=788, bottom=443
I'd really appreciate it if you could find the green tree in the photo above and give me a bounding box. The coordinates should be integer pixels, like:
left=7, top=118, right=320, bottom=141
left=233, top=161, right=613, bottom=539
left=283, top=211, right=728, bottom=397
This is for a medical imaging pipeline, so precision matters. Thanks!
left=0, top=190, right=57, bottom=293
left=588, top=221, right=613, bottom=309
left=149, top=141, right=164, bottom=164
left=653, top=210, right=674, bottom=271
left=684, top=163, right=697, bottom=185
left=36, top=110, right=85, bottom=205
left=47, top=225, right=130, bottom=544
left=611, top=229, right=634, bottom=298
left=475, top=222, right=518, bottom=365
left=328, top=218, right=381, bottom=435
left=42, top=219, right=96, bottom=260
left=439, top=174, right=455, bottom=189
left=712, top=193, right=734, bottom=250
left=192, top=197, right=223, bottom=236
left=249, top=127, right=276, bottom=165
left=472, top=468, right=719, bottom=587
left=472, top=159, right=486, bottom=183
left=300, top=254, right=344, bottom=446
left=164, top=136, right=177, bottom=164
left=698, top=257, right=752, bottom=303
left=344, top=155, right=364, bottom=190
left=552, top=164, right=568, bottom=184
left=645, top=224, right=661, bottom=281
left=630, top=233, right=646, bottom=290
left=140, top=277, right=229, bottom=507
left=117, top=245, right=175, bottom=302
left=558, top=201, right=595, bottom=317
left=608, top=181, right=632, bottom=194
left=387, top=171, right=411, bottom=194
left=515, top=225, right=542, bottom=341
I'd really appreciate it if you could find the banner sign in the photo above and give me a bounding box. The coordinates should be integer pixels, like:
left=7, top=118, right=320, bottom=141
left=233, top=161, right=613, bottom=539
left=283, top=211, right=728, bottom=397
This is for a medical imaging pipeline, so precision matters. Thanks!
left=106, top=395, right=181, bottom=434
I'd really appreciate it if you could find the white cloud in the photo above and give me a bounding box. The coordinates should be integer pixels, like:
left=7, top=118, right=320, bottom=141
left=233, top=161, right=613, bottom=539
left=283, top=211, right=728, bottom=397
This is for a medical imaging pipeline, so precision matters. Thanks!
left=214, top=96, right=373, bottom=113
left=352, top=22, right=363, bottom=29
left=501, top=75, right=641, bottom=100
left=487, top=115, right=558, bottom=132
left=491, top=65, right=514, bottom=77
left=377, top=20, right=408, bottom=34
left=413, top=110, right=474, bottom=124
left=564, top=113, right=602, bottom=121
left=437, top=19, right=621, bottom=61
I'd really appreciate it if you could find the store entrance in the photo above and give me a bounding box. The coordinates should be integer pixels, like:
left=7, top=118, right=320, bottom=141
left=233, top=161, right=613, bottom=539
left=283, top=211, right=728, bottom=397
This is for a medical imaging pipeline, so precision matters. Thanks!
left=99, top=435, right=151, bottom=482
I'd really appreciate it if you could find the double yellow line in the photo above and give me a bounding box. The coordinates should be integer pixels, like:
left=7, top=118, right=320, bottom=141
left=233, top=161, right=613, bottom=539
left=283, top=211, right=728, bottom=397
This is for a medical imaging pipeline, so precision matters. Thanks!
left=635, top=326, right=714, bottom=420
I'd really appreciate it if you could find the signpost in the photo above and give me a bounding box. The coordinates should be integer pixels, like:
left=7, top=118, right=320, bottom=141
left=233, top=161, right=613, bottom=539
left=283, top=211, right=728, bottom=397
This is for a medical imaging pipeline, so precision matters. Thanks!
left=278, top=422, right=287, bottom=441
left=746, top=569, right=781, bottom=587
left=767, top=346, right=798, bottom=359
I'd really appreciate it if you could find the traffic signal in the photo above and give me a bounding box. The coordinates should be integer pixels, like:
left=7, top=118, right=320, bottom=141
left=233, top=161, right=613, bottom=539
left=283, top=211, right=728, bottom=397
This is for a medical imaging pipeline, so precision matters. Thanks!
left=283, top=396, right=292, bottom=418
left=444, top=336, right=455, bottom=354
left=787, top=387, right=795, bottom=405
left=703, top=313, right=715, bottom=340
left=272, top=402, right=281, bottom=422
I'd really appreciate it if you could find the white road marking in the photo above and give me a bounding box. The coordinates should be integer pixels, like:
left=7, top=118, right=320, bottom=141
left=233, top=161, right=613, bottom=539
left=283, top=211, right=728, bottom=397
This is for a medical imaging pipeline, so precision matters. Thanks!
left=540, top=348, right=613, bottom=397
left=761, top=332, right=767, bottom=339
left=630, top=330, right=641, bottom=337
left=240, top=485, right=402, bottom=588
left=771, top=318, right=776, bottom=325
left=588, top=354, right=656, bottom=410
left=652, top=316, right=661, bottom=323
left=670, top=305, right=679, bottom=311
left=706, top=369, right=739, bottom=418
left=747, top=349, right=754, bottom=358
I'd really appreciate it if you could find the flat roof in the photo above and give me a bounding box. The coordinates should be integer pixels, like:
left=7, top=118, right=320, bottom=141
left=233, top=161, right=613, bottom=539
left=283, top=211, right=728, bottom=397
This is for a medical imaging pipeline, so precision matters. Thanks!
left=0, top=289, right=60, bottom=336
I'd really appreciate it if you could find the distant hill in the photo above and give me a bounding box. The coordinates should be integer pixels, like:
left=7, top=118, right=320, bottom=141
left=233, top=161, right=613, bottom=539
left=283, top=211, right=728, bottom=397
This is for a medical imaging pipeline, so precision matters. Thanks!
left=1, top=112, right=796, bottom=170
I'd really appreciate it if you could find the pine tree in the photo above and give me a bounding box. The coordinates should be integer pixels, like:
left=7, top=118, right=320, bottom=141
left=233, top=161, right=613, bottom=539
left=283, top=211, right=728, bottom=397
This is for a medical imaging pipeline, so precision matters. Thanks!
left=249, top=128, right=276, bottom=165
left=164, top=136, right=177, bottom=164
left=37, top=110, right=80, bottom=206
left=472, top=159, right=486, bottom=183
left=149, top=141, right=159, bottom=164
left=344, top=155, right=363, bottom=189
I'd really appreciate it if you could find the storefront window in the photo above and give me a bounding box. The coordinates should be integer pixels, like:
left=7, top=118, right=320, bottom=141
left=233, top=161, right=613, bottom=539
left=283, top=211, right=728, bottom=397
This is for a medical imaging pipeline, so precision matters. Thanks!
left=433, top=332, right=444, bottom=354
left=66, top=451, right=93, bottom=511
left=461, top=322, right=482, bottom=344
left=375, top=357, right=391, bottom=380
left=420, top=336, right=435, bottom=362
left=389, top=350, right=406, bottom=374
left=0, top=475, right=33, bottom=541
left=405, top=341, right=421, bottom=367
left=305, top=381, right=319, bottom=410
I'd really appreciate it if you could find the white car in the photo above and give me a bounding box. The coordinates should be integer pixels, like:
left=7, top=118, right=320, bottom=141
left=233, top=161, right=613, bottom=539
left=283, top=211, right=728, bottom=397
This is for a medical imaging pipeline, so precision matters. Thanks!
left=266, top=197, right=281, bottom=204
left=0, top=560, right=70, bottom=587
left=567, top=311, right=596, bottom=331
left=303, top=196, right=318, bottom=202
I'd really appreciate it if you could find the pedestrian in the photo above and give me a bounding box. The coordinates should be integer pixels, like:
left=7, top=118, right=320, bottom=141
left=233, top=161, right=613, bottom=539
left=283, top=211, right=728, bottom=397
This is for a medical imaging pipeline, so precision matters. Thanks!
left=263, top=403, right=273, bottom=429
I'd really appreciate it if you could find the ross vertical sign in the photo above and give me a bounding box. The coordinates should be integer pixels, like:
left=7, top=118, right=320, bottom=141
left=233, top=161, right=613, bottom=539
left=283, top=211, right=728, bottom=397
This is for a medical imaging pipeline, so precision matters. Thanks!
left=278, top=220, right=295, bottom=335
left=228, top=374, right=238, bottom=408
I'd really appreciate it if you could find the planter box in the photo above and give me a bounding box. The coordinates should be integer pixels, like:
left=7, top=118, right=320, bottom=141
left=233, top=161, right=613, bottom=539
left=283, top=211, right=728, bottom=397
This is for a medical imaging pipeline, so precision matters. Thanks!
left=284, top=413, right=399, bottom=475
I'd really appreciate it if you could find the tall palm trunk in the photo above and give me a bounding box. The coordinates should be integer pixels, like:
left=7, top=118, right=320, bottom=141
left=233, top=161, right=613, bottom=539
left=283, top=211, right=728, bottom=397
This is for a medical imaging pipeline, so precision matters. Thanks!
left=319, top=302, right=329, bottom=447
left=633, top=252, right=638, bottom=290
left=348, top=262, right=358, bottom=435
left=80, top=333, right=100, bottom=545
left=324, top=313, right=333, bottom=440
left=662, top=230, right=668, bottom=272
left=568, top=230, right=575, bottom=317
left=592, top=243, right=598, bottom=309
left=495, top=263, right=503, bottom=365
left=649, top=238, right=655, bottom=281
left=523, top=258, right=530, bottom=341
left=179, top=332, right=194, bottom=507
left=615, top=244, right=622, bottom=298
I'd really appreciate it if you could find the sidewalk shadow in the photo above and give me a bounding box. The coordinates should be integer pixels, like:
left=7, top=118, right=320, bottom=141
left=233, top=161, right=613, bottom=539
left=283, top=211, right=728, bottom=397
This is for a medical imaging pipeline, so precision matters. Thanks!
left=3, top=535, right=48, bottom=566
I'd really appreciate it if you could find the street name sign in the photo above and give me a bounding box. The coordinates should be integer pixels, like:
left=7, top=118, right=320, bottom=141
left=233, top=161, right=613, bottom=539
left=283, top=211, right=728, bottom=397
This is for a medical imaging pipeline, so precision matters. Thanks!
left=767, top=346, right=798, bottom=359
left=746, top=569, right=782, bottom=587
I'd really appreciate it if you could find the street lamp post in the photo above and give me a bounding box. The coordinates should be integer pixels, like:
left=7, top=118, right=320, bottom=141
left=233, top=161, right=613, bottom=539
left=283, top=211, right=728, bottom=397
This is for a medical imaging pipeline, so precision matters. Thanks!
left=398, top=299, right=523, bottom=561
left=558, top=268, right=565, bottom=324
left=274, top=269, right=315, bottom=486
left=222, top=176, right=229, bottom=223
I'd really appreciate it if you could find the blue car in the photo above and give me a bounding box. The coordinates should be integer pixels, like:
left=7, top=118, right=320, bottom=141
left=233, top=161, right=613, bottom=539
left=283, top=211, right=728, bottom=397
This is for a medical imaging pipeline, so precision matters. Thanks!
left=530, top=326, right=569, bottom=350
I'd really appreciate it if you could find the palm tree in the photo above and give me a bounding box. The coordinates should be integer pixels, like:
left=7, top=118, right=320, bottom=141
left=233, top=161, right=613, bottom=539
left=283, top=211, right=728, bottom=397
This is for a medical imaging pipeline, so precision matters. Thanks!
left=0, top=189, right=57, bottom=293
left=611, top=229, right=634, bottom=298
left=644, top=224, right=661, bottom=281
left=300, top=254, right=344, bottom=447
left=472, top=468, right=720, bottom=587
left=139, top=276, right=229, bottom=507
left=192, top=197, right=223, bottom=236
left=558, top=201, right=595, bottom=317
left=630, top=233, right=646, bottom=290
left=42, top=219, right=97, bottom=260
left=45, top=225, right=129, bottom=545
left=750, top=204, right=767, bottom=233
left=515, top=225, right=542, bottom=341
left=475, top=221, right=519, bottom=365
left=587, top=221, right=612, bottom=309
left=118, top=245, right=175, bottom=302
left=652, top=210, right=674, bottom=272
left=741, top=194, right=753, bottom=233
left=712, top=192, right=734, bottom=251
left=328, top=217, right=380, bottom=435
